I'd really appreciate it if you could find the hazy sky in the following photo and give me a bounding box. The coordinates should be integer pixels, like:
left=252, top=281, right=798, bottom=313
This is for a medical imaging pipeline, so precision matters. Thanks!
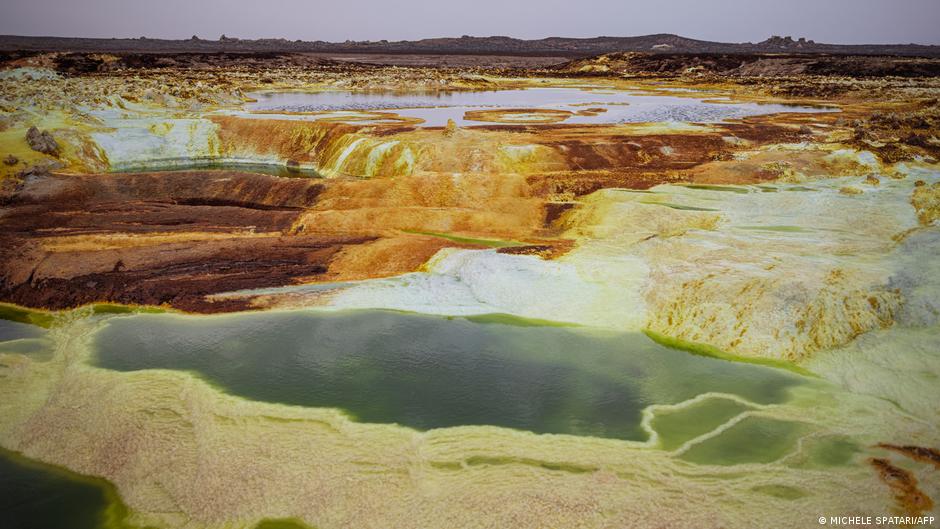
left=2, top=0, right=939, bottom=45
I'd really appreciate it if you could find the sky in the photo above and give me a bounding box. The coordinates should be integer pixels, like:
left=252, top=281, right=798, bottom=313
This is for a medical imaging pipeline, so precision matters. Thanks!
left=2, top=0, right=939, bottom=45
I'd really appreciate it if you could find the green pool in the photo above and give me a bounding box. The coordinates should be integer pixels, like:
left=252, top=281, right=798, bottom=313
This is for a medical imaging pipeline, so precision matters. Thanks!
left=91, top=309, right=804, bottom=441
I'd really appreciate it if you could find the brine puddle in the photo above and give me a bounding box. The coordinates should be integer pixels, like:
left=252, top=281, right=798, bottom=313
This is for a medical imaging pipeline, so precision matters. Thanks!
left=0, top=319, right=53, bottom=361
left=245, top=87, right=835, bottom=127
left=0, top=448, right=296, bottom=529
left=0, top=449, right=133, bottom=529
left=111, top=160, right=322, bottom=179
left=90, top=309, right=805, bottom=441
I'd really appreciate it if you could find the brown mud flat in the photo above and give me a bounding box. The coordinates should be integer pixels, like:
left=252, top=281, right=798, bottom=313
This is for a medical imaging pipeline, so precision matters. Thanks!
left=0, top=170, right=567, bottom=313
left=0, top=172, right=353, bottom=312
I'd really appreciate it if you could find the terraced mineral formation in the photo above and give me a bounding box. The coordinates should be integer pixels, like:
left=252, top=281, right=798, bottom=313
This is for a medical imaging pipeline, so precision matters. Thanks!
left=1, top=51, right=939, bottom=528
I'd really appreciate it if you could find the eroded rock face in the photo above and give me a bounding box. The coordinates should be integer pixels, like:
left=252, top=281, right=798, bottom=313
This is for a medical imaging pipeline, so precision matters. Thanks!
left=0, top=172, right=344, bottom=312
left=546, top=173, right=930, bottom=363
left=646, top=267, right=901, bottom=362
left=25, top=126, right=58, bottom=155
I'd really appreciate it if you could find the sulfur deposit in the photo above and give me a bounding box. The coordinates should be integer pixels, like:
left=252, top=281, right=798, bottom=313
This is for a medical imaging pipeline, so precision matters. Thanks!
left=1, top=51, right=939, bottom=528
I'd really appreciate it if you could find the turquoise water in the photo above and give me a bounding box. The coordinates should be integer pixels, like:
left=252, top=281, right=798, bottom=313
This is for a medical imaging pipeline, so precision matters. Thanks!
left=91, top=310, right=804, bottom=441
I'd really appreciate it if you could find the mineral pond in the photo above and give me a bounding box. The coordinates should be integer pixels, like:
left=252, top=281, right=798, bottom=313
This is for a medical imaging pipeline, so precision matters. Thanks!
left=0, top=59, right=939, bottom=528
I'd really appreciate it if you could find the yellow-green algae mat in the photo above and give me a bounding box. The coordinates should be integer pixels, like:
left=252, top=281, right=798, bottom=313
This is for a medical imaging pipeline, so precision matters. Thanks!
left=1, top=303, right=937, bottom=529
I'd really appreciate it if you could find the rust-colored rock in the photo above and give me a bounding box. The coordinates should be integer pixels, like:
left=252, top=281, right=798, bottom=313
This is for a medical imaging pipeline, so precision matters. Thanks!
left=869, top=458, right=934, bottom=516
left=0, top=171, right=353, bottom=313
left=877, top=444, right=940, bottom=470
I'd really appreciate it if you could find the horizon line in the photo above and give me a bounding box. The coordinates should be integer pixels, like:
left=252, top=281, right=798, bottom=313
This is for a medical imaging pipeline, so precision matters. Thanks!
left=2, top=32, right=938, bottom=48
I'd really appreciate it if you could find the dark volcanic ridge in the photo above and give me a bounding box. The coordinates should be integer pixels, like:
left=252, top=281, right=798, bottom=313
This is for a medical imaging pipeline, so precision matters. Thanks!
left=2, top=33, right=939, bottom=57
left=554, top=52, right=940, bottom=78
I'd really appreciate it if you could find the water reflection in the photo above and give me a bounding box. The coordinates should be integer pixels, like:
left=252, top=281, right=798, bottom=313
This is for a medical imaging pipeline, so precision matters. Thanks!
left=91, top=309, right=803, bottom=440
left=0, top=449, right=133, bottom=529
left=246, top=87, right=835, bottom=127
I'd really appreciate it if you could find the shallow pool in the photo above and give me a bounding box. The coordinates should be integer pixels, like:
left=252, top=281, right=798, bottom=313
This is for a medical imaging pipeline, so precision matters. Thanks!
left=91, top=309, right=804, bottom=441
left=245, top=87, right=834, bottom=127
left=0, top=320, right=52, bottom=361
left=0, top=450, right=131, bottom=529
left=111, top=160, right=322, bottom=179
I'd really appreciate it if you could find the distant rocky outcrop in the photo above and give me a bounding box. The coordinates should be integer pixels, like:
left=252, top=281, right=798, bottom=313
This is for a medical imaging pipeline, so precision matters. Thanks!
left=759, top=36, right=816, bottom=49
left=556, top=52, right=940, bottom=78
left=0, top=33, right=937, bottom=57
